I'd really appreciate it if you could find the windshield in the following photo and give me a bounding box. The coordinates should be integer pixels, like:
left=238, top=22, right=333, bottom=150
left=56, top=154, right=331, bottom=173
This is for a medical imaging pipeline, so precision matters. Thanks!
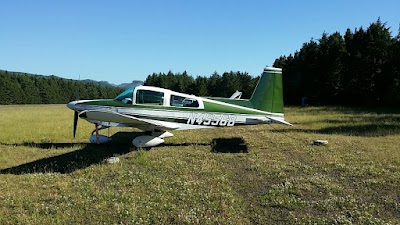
left=114, top=88, right=134, bottom=101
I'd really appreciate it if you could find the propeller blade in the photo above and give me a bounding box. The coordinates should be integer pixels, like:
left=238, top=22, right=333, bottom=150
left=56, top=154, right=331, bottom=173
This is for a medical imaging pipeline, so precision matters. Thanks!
left=73, top=111, right=78, bottom=138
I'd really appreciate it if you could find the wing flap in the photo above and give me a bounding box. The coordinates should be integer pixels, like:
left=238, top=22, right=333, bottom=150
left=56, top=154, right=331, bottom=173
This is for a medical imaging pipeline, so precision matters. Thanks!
left=80, top=110, right=180, bottom=130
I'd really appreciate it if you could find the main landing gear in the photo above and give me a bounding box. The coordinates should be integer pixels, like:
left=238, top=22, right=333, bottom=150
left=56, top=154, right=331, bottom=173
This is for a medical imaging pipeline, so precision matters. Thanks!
left=132, top=130, right=173, bottom=149
left=88, top=125, right=173, bottom=149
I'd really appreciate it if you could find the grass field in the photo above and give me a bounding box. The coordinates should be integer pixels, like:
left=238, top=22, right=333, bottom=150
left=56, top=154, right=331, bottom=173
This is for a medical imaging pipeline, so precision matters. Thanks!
left=0, top=105, right=399, bottom=224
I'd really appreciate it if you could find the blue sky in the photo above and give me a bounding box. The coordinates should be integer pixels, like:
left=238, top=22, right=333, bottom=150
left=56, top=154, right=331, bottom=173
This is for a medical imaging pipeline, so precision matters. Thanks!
left=1, top=0, right=399, bottom=84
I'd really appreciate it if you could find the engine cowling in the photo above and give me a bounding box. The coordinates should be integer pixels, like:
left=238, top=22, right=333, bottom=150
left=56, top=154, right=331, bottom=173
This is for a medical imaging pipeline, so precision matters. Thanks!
left=89, top=135, right=111, bottom=144
left=132, top=136, right=164, bottom=148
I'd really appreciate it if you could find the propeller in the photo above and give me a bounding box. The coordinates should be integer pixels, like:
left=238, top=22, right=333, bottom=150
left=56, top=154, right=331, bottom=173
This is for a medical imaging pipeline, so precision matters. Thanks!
left=73, top=111, right=78, bottom=138
left=73, top=75, right=81, bottom=138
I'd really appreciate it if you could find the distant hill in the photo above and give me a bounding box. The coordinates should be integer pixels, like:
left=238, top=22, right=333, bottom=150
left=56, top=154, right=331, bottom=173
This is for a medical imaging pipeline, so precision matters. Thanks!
left=80, top=79, right=143, bottom=89
left=0, top=69, right=144, bottom=90
left=0, top=69, right=127, bottom=104
left=80, top=79, right=114, bottom=87
left=0, top=69, right=47, bottom=78
left=118, top=80, right=144, bottom=89
left=79, top=79, right=143, bottom=89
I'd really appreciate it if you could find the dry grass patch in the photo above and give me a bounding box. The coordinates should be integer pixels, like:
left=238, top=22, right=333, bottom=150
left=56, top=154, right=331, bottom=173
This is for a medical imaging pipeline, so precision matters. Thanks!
left=0, top=105, right=399, bottom=224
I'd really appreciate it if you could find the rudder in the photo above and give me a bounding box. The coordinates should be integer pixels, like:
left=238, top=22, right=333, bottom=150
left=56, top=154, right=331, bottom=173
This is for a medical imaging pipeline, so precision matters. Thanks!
left=249, top=67, right=283, bottom=113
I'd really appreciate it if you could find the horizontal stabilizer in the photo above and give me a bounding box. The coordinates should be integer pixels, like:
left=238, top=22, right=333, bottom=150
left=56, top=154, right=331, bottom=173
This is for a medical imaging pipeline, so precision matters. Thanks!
left=266, top=116, right=294, bottom=126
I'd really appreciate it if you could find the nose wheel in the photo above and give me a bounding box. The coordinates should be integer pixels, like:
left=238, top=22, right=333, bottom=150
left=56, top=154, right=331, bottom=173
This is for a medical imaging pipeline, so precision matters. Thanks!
left=89, top=124, right=111, bottom=144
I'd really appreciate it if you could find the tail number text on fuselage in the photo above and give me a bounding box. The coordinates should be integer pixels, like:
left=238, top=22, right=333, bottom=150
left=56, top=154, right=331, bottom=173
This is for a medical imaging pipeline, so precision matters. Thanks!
left=187, top=113, right=236, bottom=126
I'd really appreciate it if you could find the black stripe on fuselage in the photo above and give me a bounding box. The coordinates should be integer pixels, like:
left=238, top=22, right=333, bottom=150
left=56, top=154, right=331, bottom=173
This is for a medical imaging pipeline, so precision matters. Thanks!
left=123, top=113, right=248, bottom=126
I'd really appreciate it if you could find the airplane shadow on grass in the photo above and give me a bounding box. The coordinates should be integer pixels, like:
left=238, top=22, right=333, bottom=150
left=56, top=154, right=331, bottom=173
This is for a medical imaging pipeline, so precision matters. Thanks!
left=0, top=132, right=248, bottom=175
left=0, top=132, right=141, bottom=175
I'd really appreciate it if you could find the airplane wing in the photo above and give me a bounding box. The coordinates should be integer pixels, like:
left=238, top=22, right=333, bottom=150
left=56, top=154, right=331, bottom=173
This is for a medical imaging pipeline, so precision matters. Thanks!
left=79, top=110, right=180, bottom=131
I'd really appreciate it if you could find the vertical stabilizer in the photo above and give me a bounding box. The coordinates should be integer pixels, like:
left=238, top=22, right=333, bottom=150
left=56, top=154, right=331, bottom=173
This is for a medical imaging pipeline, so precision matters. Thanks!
left=249, top=67, right=283, bottom=113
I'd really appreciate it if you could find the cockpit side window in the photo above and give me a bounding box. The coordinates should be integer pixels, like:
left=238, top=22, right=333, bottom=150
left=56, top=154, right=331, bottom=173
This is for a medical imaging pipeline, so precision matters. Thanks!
left=170, top=95, right=199, bottom=108
left=136, top=90, right=164, bottom=105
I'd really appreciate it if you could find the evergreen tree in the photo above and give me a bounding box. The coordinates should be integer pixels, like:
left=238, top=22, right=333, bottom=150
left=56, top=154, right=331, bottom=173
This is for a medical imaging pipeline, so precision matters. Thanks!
left=274, top=19, right=399, bottom=106
left=0, top=70, right=123, bottom=105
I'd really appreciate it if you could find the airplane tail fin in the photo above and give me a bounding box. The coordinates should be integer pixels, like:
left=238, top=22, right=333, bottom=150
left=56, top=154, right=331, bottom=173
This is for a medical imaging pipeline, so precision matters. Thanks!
left=249, top=67, right=283, bottom=113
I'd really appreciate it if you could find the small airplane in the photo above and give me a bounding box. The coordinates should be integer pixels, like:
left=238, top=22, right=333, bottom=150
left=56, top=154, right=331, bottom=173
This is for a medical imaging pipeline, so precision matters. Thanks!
left=67, top=67, right=292, bottom=148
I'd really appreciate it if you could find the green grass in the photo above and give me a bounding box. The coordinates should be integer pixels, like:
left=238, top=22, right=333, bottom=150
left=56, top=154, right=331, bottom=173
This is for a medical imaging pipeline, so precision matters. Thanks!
left=0, top=105, right=400, bottom=224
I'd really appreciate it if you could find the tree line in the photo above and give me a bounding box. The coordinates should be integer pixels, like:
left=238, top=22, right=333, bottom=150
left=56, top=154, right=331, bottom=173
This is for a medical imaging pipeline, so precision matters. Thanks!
left=145, top=71, right=259, bottom=99
left=273, top=19, right=400, bottom=106
left=0, top=71, right=123, bottom=104
left=146, top=20, right=400, bottom=107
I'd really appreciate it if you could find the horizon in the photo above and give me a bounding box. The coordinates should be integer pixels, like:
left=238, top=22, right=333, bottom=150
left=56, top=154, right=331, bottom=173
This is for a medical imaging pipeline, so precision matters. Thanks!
left=0, top=69, right=144, bottom=85
left=1, top=0, right=399, bottom=84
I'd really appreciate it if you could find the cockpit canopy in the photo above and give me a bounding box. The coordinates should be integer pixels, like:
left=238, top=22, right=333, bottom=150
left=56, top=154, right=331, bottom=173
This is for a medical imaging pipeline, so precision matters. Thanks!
left=114, top=86, right=202, bottom=108
left=114, top=87, right=134, bottom=104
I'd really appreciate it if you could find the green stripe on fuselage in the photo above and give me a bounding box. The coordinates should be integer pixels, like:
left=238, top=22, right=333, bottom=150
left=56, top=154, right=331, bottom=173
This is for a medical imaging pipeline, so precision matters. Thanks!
left=78, top=99, right=270, bottom=115
left=202, top=100, right=268, bottom=115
